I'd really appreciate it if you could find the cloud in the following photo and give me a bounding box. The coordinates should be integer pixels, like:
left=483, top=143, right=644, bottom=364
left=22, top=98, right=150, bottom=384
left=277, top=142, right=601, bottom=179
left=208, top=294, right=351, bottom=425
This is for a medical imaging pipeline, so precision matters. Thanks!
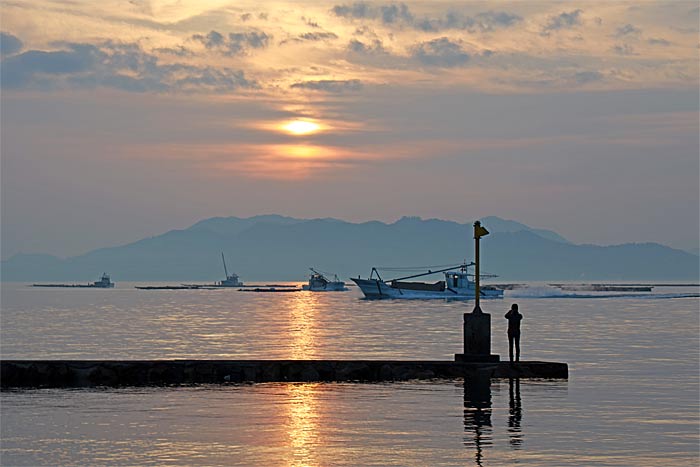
left=615, top=24, right=641, bottom=37
left=170, top=65, right=257, bottom=92
left=475, top=11, right=522, bottom=28
left=417, top=10, right=522, bottom=32
left=648, top=37, right=671, bottom=46
left=331, top=1, right=418, bottom=29
left=541, top=9, right=583, bottom=35
left=348, top=38, right=385, bottom=54
left=228, top=31, right=269, bottom=52
left=379, top=3, right=413, bottom=24
left=500, top=69, right=605, bottom=89
left=192, top=30, right=225, bottom=48
left=345, top=38, right=408, bottom=70
left=1, top=45, right=100, bottom=88
left=573, top=71, right=604, bottom=85
left=192, top=30, right=270, bottom=55
left=612, top=43, right=636, bottom=56
left=302, top=16, right=321, bottom=28
left=153, top=45, right=193, bottom=57
left=1, top=32, right=23, bottom=56
left=0, top=39, right=257, bottom=92
left=290, top=79, right=363, bottom=92
left=353, top=25, right=379, bottom=38
left=298, top=32, right=339, bottom=41
left=411, top=37, right=470, bottom=67
left=332, top=2, right=374, bottom=20
left=332, top=3, right=521, bottom=32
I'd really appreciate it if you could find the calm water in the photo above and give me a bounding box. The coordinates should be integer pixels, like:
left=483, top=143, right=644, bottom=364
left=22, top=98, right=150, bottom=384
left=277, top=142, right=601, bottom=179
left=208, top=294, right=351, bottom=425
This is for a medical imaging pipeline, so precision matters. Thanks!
left=1, top=283, right=699, bottom=466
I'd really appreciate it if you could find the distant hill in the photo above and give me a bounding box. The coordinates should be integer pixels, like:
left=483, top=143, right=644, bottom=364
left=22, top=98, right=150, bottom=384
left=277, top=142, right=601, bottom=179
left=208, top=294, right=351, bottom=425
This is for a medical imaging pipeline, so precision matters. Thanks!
left=479, top=216, right=570, bottom=244
left=2, top=215, right=698, bottom=281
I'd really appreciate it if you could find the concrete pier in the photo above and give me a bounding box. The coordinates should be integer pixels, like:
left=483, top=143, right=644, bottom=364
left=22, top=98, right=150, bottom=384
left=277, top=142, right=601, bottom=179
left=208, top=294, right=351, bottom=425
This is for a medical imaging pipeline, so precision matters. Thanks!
left=1, top=360, right=567, bottom=388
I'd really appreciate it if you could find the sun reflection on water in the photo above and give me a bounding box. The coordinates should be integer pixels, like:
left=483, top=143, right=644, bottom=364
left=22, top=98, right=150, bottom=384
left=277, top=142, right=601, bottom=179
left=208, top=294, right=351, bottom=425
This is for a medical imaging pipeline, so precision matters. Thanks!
left=285, top=383, right=321, bottom=467
left=287, top=292, right=320, bottom=360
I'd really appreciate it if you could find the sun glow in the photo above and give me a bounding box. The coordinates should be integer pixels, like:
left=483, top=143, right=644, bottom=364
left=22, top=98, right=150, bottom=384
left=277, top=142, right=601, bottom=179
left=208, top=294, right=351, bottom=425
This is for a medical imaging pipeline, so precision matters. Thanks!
left=282, top=120, right=322, bottom=136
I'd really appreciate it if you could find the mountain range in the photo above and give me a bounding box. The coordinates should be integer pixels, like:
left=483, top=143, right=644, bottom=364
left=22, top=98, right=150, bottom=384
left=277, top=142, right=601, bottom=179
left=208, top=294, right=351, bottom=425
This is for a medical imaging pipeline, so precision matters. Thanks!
left=2, top=215, right=698, bottom=281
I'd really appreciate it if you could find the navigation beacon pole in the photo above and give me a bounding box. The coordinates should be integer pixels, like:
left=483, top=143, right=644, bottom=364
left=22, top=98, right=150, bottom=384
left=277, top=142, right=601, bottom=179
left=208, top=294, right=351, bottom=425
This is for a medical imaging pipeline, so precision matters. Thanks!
left=456, top=221, right=499, bottom=362
left=474, top=221, right=482, bottom=314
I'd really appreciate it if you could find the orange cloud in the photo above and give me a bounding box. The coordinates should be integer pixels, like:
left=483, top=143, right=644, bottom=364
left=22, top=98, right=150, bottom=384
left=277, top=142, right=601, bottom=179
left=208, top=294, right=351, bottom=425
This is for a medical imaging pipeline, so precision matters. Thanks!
left=124, top=141, right=371, bottom=180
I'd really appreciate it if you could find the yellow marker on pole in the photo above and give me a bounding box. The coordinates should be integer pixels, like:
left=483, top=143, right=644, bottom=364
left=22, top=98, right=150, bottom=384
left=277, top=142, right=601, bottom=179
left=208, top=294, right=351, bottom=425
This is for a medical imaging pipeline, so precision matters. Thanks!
left=474, top=223, right=489, bottom=239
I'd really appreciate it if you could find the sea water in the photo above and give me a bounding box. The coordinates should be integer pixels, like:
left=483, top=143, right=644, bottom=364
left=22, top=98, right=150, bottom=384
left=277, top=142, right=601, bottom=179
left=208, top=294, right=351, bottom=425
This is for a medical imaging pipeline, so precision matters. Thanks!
left=1, top=283, right=698, bottom=466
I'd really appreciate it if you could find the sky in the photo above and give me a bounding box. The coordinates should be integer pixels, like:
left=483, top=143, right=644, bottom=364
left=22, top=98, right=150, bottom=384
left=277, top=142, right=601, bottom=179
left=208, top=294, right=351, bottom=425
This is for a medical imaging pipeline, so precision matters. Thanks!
left=1, top=0, right=698, bottom=259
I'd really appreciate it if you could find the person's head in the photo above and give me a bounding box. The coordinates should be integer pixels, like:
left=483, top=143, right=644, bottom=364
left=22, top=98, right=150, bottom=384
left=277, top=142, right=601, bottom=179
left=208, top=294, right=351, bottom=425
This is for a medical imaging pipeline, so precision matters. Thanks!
left=511, top=303, right=518, bottom=311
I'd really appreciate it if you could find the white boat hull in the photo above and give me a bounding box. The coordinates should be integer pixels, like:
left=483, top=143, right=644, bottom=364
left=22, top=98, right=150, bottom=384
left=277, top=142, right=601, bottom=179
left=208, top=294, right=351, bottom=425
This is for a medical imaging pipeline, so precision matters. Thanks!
left=303, top=282, right=347, bottom=291
left=351, top=278, right=503, bottom=299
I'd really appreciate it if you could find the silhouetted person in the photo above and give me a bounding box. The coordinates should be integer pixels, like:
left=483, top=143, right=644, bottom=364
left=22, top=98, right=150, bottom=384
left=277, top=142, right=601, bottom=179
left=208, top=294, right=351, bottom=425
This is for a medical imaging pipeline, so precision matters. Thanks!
left=505, top=303, right=522, bottom=362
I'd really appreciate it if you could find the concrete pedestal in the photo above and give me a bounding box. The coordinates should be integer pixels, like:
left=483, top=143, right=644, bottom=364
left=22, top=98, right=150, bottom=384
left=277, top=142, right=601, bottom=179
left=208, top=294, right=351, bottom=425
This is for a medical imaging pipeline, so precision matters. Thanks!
left=455, top=312, right=500, bottom=362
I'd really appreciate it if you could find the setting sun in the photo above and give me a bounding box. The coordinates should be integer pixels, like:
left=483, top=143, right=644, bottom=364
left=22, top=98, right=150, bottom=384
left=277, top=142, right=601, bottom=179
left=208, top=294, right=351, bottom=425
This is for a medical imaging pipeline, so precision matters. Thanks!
left=282, top=120, right=321, bottom=136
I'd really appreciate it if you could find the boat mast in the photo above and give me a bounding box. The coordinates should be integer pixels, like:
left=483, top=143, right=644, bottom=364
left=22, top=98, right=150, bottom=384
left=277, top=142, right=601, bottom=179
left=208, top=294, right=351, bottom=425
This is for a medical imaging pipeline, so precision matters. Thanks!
left=221, top=252, right=229, bottom=278
left=310, top=267, right=323, bottom=278
left=310, top=268, right=331, bottom=282
left=389, top=264, right=464, bottom=282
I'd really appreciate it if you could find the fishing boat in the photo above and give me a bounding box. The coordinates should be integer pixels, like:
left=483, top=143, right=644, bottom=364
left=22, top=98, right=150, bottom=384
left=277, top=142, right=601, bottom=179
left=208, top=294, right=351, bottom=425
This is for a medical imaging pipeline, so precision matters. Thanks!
left=33, top=273, right=115, bottom=288
left=217, top=252, right=243, bottom=287
left=181, top=254, right=298, bottom=290
left=351, top=263, right=503, bottom=299
left=92, top=273, right=115, bottom=288
left=183, top=253, right=244, bottom=288
left=302, top=268, right=347, bottom=291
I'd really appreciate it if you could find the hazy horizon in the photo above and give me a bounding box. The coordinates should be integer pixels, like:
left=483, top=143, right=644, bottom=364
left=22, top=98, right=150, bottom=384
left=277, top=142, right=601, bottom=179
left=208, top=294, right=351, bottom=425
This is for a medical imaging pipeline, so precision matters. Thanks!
left=2, top=1, right=699, bottom=260
left=2, top=212, right=698, bottom=261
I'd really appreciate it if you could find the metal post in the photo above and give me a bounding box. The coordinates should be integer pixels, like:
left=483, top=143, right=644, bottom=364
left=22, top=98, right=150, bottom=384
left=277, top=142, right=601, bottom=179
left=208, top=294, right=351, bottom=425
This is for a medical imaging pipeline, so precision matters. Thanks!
left=473, top=221, right=482, bottom=314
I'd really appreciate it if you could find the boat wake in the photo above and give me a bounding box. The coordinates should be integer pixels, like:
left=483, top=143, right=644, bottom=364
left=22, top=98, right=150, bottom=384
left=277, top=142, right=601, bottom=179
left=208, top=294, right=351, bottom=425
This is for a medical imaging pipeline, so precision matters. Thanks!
left=358, top=294, right=502, bottom=301
left=507, top=286, right=699, bottom=300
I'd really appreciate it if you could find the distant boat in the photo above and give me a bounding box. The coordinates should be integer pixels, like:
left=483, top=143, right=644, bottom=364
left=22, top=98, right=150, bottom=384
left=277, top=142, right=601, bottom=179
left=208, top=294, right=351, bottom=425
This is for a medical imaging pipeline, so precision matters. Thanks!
left=33, top=273, right=115, bottom=289
left=183, top=253, right=244, bottom=288
left=351, top=263, right=503, bottom=299
left=179, top=252, right=297, bottom=290
left=217, top=252, right=243, bottom=287
left=302, top=268, right=347, bottom=292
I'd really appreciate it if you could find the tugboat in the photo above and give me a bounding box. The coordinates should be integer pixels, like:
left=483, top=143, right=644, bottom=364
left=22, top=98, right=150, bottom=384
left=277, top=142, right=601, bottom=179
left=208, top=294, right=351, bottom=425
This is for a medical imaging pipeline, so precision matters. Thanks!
left=302, top=268, right=347, bottom=291
left=33, top=272, right=115, bottom=288
left=351, top=263, right=503, bottom=299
